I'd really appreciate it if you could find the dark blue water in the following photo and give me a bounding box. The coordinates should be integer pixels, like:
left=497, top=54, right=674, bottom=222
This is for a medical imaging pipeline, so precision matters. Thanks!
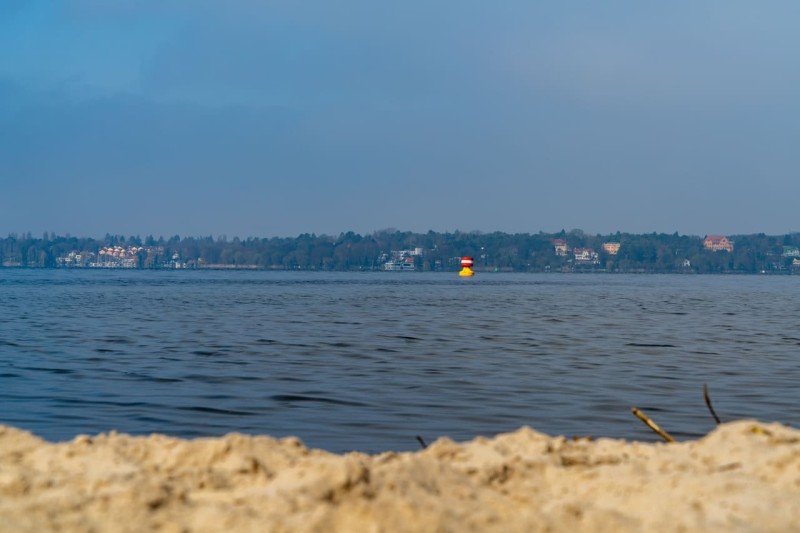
left=1, top=270, right=798, bottom=452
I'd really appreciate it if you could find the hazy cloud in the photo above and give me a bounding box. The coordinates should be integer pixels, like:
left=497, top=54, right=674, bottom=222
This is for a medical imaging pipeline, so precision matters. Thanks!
left=3, top=1, right=800, bottom=237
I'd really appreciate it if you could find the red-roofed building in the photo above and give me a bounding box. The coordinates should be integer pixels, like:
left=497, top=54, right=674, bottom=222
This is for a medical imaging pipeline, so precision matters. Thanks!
left=552, top=239, right=569, bottom=256
left=703, top=235, right=734, bottom=252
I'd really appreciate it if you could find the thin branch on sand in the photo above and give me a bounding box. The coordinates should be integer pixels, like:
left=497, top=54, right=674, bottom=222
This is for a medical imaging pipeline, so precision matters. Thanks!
left=415, top=435, right=428, bottom=449
left=631, top=407, right=676, bottom=443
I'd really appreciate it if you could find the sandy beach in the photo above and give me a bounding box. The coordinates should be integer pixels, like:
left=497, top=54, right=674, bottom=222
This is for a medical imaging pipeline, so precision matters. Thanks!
left=1, top=420, right=798, bottom=532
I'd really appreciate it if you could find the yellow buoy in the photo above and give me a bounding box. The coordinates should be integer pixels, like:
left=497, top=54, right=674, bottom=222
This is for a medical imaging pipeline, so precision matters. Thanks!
left=459, top=256, right=475, bottom=277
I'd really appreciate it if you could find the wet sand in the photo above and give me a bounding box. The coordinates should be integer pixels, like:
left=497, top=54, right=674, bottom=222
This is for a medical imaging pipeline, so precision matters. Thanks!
left=1, top=420, right=798, bottom=532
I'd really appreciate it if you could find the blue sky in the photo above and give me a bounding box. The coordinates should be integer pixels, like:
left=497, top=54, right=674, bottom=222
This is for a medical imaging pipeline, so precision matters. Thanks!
left=2, top=1, right=799, bottom=239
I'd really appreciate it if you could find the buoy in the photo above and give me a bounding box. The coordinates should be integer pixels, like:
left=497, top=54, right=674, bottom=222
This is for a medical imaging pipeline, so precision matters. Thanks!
left=459, top=256, right=475, bottom=277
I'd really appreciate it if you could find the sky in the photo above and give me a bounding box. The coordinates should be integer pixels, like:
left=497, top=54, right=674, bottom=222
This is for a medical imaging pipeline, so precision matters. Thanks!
left=2, top=1, right=799, bottom=239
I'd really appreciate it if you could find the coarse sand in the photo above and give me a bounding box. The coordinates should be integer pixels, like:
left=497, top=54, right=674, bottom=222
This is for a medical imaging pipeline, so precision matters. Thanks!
left=1, top=420, right=799, bottom=532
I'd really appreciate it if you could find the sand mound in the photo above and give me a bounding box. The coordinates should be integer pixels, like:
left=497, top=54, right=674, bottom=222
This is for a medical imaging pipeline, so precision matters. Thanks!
left=1, top=420, right=799, bottom=532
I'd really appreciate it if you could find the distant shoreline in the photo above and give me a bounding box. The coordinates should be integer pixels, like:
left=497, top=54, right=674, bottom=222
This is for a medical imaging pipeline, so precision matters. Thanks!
left=3, top=230, right=799, bottom=274
left=0, top=265, right=795, bottom=275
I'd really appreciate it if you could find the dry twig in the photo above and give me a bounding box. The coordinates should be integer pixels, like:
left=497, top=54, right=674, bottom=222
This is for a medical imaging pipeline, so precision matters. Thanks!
left=631, top=407, right=676, bottom=443
left=415, top=435, right=428, bottom=449
left=703, top=383, right=722, bottom=425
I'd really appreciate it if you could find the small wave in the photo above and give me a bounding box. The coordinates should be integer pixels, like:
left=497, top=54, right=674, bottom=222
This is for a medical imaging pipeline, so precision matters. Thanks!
left=101, top=336, right=134, bottom=345
left=192, top=350, right=220, bottom=356
left=269, top=394, right=367, bottom=407
left=56, top=398, right=150, bottom=408
left=150, top=377, right=185, bottom=383
left=626, top=343, right=677, bottom=348
left=21, top=366, right=75, bottom=374
left=181, top=374, right=251, bottom=384
left=379, top=334, right=422, bottom=342
left=178, top=406, right=256, bottom=416
left=374, top=347, right=399, bottom=353
left=327, top=342, right=353, bottom=348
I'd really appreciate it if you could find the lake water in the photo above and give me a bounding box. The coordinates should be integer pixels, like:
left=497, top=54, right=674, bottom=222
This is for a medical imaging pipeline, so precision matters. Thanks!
left=1, top=270, right=799, bottom=453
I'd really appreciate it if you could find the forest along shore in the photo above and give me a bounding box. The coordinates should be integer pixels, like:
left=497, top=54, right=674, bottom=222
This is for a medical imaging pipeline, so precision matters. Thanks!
left=4, top=230, right=800, bottom=273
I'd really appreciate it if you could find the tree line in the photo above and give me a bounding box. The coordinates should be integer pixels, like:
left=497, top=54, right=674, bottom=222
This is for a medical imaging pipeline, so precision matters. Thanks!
left=2, top=229, right=800, bottom=273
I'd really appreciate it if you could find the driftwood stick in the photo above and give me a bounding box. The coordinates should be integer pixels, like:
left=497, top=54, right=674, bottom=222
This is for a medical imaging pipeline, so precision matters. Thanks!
left=415, top=435, right=428, bottom=449
left=703, top=383, right=722, bottom=425
left=631, top=407, right=676, bottom=443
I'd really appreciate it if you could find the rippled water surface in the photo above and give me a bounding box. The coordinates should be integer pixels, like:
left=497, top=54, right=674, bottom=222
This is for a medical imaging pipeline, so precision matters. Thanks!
left=1, top=270, right=799, bottom=452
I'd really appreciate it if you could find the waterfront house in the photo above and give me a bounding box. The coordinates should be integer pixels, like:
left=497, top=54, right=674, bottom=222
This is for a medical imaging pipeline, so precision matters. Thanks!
left=703, top=235, right=734, bottom=252
left=573, top=248, right=600, bottom=264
